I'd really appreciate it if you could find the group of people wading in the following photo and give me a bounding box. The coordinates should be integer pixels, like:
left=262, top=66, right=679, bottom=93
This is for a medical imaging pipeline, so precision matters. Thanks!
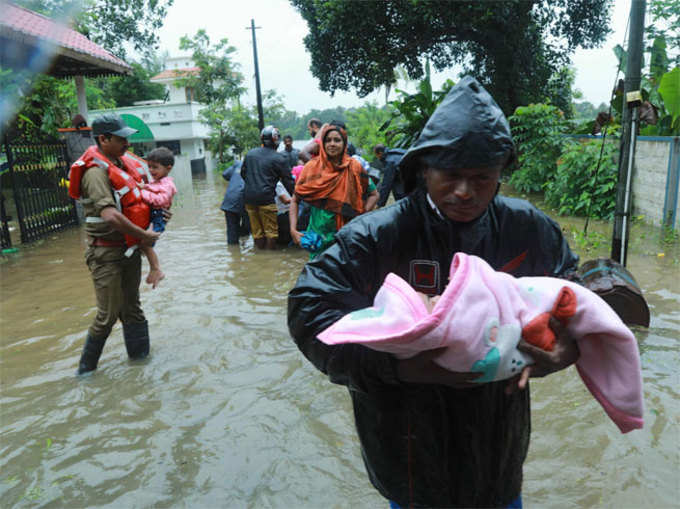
left=232, top=119, right=384, bottom=258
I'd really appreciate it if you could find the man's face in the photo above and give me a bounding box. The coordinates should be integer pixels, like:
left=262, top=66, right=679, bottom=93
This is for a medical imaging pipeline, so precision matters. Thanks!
left=98, top=134, right=129, bottom=159
left=307, top=123, right=318, bottom=137
left=284, top=138, right=293, bottom=150
left=423, top=164, right=502, bottom=222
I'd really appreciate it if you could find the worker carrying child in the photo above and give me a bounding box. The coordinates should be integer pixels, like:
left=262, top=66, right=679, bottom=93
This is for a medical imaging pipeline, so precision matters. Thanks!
left=68, top=114, right=162, bottom=375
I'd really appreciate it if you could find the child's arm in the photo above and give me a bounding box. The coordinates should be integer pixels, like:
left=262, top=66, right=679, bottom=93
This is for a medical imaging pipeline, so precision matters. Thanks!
left=141, top=186, right=172, bottom=208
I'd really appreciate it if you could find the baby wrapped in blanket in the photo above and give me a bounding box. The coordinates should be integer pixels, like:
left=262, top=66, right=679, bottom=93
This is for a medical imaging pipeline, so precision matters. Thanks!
left=317, top=252, right=644, bottom=433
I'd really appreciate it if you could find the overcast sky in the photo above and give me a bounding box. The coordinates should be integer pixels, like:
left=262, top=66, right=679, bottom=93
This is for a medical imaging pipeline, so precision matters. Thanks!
left=157, top=0, right=632, bottom=114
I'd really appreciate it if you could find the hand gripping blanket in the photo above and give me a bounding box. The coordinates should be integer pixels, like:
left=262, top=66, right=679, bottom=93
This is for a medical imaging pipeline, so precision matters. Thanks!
left=317, top=253, right=644, bottom=433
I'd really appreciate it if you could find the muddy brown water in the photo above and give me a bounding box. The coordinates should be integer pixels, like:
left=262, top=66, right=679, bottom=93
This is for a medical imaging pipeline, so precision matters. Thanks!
left=1, top=175, right=678, bottom=508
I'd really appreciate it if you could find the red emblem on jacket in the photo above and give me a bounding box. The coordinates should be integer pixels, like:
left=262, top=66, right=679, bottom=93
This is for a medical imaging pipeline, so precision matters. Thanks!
left=409, top=260, right=440, bottom=294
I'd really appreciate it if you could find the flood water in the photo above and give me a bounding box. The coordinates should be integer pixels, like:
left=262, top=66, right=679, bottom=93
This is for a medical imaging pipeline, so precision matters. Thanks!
left=1, top=173, right=678, bottom=508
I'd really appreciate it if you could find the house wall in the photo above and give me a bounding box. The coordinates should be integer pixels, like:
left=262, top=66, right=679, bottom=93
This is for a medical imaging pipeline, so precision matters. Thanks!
left=569, top=135, right=679, bottom=229
left=633, top=137, right=679, bottom=228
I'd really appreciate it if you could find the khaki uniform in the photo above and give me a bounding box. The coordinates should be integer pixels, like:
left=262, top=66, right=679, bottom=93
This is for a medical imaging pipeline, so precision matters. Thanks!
left=80, top=166, right=145, bottom=339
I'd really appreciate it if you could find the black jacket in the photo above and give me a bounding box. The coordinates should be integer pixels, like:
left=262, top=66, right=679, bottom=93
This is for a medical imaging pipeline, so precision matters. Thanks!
left=377, top=148, right=407, bottom=207
left=241, top=146, right=294, bottom=206
left=288, top=190, right=578, bottom=507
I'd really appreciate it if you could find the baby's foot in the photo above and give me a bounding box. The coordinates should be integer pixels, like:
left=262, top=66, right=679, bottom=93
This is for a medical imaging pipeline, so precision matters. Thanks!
left=146, top=269, right=165, bottom=289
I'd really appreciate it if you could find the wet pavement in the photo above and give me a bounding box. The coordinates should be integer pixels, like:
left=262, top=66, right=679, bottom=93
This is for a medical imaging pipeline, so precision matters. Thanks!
left=1, top=173, right=678, bottom=508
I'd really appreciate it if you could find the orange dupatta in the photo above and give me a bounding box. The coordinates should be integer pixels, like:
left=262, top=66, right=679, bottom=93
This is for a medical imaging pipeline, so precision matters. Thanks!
left=294, top=126, right=369, bottom=231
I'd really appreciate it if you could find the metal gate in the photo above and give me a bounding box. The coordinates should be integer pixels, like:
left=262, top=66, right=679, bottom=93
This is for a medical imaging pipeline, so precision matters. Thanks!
left=4, top=139, right=78, bottom=244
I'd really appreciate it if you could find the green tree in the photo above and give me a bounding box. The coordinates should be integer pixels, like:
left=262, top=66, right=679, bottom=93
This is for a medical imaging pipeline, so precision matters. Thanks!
left=508, top=103, right=571, bottom=193
left=3, top=74, right=115, bottom=143
left=546, top=67, right=577, bottom=118
left=380, top=63, right=455, bottom=148
left=13, top=0, right=174, bottom=60
left=647, top=0, right=680, bottom=65
left=290, top=0, right=613, bottom=115
left=97, top=61, right=166, bottom=107
left=345, top=102, right=392, bottom=155
left=178, top=30, right=245, bottom=105
left=177, top=30, right=246, bottom=163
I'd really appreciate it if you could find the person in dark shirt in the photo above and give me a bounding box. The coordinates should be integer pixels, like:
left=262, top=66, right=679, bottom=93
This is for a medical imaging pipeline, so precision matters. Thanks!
left=241, top=126, right=295, bottom=250
left=282, top=135, right=300, bottom=169
left=220, top=160, right=250, bottom=245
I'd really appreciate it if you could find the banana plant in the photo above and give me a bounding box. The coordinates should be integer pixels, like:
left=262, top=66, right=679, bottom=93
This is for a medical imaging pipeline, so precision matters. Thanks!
left=379, top=61, right=454, bottom=148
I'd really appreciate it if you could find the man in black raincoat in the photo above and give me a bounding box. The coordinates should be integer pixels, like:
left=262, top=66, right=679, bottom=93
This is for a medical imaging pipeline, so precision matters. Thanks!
left=376, top=147, right=407, bottom=207
left=288, top=77, right=580, bottom=508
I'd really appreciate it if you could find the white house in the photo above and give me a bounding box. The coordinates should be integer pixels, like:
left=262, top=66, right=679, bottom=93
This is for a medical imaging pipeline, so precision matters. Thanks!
left=90, top=56, right=214, bottom=178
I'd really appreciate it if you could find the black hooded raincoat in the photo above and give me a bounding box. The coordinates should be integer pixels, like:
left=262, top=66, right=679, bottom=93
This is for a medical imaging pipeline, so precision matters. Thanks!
left=288, top=77, right=578, bottom=508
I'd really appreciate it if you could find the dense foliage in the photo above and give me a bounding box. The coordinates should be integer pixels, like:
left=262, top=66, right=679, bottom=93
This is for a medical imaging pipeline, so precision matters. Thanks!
left=544, top=140, right=618, bottom=219
left=14, top=0, right=174, bottom=60
left=508, top=103, right=571, bottom=193
left=380, top=63, right=454, bottom=148
left=508, top=101, right=619, bottom=219
left=3, top=75, right=115, bottom=143
left=97, top=61, right=167, bottom=107
left=290, top=0, right=613, bottom=115
left=345, top=103, right=392, bottom=156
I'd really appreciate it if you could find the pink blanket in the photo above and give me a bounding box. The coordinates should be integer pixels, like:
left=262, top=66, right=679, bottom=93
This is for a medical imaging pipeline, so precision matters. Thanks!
left=318, top=253, right=644, bottom=433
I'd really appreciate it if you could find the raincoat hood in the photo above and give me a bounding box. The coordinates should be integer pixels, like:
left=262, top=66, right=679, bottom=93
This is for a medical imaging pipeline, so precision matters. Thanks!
left=399, top=76, right=515, bottom=192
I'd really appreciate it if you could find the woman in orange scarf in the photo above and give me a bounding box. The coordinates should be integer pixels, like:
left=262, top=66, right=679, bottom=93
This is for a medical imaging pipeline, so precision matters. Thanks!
left=290, top=124, right=378, bottom=258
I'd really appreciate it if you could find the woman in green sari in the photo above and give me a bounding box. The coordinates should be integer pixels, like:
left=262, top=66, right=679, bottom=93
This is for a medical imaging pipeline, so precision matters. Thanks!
left=289, top=124, right=378, bottom=258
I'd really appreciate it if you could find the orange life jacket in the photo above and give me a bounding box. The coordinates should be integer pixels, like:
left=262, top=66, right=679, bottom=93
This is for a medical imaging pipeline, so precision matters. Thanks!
left=69, top=146, right=151, bottom=251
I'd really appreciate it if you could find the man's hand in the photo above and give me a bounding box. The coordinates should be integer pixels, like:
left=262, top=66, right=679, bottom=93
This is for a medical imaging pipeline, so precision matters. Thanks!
left=140, top=230, right=160, bottom=247
left=161, top=209, right=172, bottom=222
left=506, top=316, right=580, bottom=394
left=396, top=348, right=482, bottom=388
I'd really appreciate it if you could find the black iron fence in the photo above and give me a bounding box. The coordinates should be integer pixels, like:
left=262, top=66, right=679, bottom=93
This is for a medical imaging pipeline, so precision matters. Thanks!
left=0, top=189, right=11, bottom=249
left=3, top=139, right=78, bottom=245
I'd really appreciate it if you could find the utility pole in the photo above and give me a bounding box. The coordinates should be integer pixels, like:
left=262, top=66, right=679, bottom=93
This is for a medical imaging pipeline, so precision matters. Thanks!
left=247, top=19, right=264, bottom=131
left=611, top=0, right=646, bottom=266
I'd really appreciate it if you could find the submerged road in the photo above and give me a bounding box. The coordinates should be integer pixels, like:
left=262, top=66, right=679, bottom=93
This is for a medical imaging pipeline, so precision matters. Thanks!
left=1, top=173, right=678, bottom=508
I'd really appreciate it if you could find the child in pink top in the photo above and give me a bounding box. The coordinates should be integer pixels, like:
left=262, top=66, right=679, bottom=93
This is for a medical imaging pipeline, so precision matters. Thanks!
left=137, top=147, right=177, bottom=288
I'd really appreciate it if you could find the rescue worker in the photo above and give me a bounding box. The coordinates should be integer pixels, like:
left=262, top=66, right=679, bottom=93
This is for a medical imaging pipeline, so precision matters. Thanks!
left=241, top=126, right=295, bottom=250
left=288, top=77, right=581, bottom=507
left=70, top=114, right=159, bottom=375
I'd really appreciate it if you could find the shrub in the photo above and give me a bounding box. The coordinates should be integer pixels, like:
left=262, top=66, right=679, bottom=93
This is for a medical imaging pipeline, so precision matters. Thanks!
left=544, top=139, right=618, bottom=219
left=508, top=103, right=570, bottom=192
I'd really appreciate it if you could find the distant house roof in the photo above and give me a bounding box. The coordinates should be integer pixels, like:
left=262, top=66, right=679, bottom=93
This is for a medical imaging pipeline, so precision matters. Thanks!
left=0, top=3, right=131, bottom=77
left=150, top=67, right=201, bottom=82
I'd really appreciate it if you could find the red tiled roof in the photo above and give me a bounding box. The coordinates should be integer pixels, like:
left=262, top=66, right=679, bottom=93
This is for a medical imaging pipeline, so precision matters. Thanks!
left=1, top=3, right=131, bottom=76
left=150, top=67, right=201, bottom=81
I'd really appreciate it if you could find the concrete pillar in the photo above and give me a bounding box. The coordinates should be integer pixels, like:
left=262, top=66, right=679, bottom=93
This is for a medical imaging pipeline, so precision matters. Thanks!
left=74, top=75, right=88, bottom=121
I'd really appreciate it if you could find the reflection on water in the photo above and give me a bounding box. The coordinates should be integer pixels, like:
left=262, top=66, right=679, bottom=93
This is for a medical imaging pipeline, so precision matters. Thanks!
left=1, top=174, right=678, bottom=508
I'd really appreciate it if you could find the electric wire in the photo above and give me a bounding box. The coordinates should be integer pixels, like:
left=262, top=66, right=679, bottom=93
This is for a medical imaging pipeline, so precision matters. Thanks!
left=583, top=10, right=631, bottom=235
